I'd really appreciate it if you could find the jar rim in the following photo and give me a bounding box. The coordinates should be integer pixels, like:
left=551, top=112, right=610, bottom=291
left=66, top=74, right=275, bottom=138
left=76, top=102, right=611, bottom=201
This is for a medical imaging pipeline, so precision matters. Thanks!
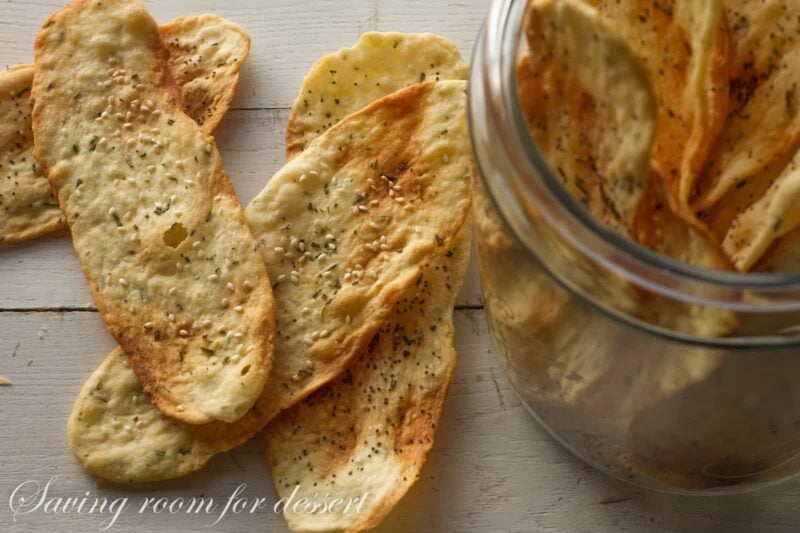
left=472, top=0, right=800, bottom=316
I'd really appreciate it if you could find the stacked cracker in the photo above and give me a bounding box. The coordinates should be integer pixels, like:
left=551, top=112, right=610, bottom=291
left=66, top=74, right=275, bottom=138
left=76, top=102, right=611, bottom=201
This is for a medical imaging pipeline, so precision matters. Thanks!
left=14, top=0, right=473, bottom=531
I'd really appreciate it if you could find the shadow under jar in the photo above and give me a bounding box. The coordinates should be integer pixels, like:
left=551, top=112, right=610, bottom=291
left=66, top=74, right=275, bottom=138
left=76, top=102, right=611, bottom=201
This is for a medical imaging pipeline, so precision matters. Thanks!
left=470, top=0, right=800, bottom=494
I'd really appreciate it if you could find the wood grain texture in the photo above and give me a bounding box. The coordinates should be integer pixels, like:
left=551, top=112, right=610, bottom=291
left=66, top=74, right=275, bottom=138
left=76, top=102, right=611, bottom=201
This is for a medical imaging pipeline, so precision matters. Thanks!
left=1, top=311, right=799, bottom=532
left=1, top=0, right=799, bottom=532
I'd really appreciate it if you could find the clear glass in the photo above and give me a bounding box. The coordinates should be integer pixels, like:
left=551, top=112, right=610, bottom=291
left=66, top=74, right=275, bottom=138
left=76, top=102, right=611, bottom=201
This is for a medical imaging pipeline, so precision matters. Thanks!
left=471, top=0, right=800, bottom=494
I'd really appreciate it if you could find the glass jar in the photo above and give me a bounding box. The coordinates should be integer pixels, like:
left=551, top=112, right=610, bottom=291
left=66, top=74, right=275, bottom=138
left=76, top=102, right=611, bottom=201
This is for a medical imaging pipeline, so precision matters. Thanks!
left=470, top=0, right=800, bottom=494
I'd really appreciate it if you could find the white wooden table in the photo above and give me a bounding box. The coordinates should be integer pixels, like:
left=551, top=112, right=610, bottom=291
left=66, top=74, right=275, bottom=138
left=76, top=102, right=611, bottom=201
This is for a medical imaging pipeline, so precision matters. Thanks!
left=1, top=1, right=799, bottom=531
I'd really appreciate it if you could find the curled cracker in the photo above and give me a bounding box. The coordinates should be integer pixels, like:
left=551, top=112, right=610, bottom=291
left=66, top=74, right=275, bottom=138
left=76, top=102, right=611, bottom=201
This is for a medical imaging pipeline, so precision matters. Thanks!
left=589, top=0, right=730, bottom=203
left=696, top=0, right=800, bottom=210
left=521, top=0, right=657, bottom=236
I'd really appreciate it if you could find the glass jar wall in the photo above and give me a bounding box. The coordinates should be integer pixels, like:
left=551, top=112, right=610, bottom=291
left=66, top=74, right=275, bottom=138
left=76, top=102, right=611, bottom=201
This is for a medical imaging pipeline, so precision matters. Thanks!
left=471, top=0, right=800, bottom=493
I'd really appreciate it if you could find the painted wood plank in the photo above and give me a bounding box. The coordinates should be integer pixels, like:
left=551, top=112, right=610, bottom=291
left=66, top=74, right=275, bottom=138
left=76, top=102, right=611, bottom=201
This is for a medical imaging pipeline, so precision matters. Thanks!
left=2, top=309, right=798, bottom=533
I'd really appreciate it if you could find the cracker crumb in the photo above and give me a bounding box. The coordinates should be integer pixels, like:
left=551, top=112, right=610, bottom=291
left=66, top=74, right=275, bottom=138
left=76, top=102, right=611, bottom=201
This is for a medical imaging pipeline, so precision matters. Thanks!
left=0, top=376, right=10, bottom=386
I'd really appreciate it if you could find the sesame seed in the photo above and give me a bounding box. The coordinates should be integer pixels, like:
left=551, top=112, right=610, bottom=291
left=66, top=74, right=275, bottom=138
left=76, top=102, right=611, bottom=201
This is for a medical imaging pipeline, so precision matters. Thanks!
left=119, top=278, right=128, bottom=287
left=184, top=179, right=194, bottom=185
left=358, top=205, right=368, bottom=212
left=443, top=154, right=450, bottom=163
left=319, top=329, right=330, bottom=338
left=352, top=206, right=361, bottom=215
left=298, top=174, right=307, bottom=183
left=274, top=246, right=285, bottom=254
left=226, top=282, right=235, bottom=291
left=176, top=405, right=184, bottom=412
left=346, top=315, right=352, bottom=324
left=208, top=274, right=219, bottom=281
left=244, top=280, right=254, bottom=290
left=277, top=274, right=287, bottom=282
left=144, top=322, right=153, bottom=329
left=179, top=329, right=189, bottom=337
left=325, top=234, right=335, bottom=241
left=168, top=313, right=175, bottom=322
left=168, top=287, right=176, bottom=296
left=221, top=298, right=230, bottom=307
left=234, top=305, right=244, bottom=313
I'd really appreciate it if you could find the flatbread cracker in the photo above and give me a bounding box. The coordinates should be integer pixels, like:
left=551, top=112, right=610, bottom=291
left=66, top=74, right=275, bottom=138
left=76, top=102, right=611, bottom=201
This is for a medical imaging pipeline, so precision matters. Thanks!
left=521, top=0, right=657, bottom=237
left=68, top=80, right=472, bottom=483
left=589, top=0, right=731, bottom=203
left=33, top=0, right=274, bottom=425
left=0, top=14, right=250, bottom=246
left=69, top=347, right=275, bottom=482
left=695, top=0, right=800, bottom=211
left=160, top=14, right=250, bottom=135
left=264, top=224, right=470, bottom=533
left=285, top=32, right=468, bottom=159
left=0, top=65, right=64, bottom=245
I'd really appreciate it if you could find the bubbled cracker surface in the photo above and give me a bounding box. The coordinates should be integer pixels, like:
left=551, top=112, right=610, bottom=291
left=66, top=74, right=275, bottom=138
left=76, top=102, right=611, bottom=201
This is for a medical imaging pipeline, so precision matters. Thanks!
left=0, top=15, right=250, bottom=245
left=67, top=80, right=472, bottom=483
left=33, top=0, right=274, bottom=425
left=285, top=32, right=468, bottom=159
left=265, top=224, right=470, bottom=533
